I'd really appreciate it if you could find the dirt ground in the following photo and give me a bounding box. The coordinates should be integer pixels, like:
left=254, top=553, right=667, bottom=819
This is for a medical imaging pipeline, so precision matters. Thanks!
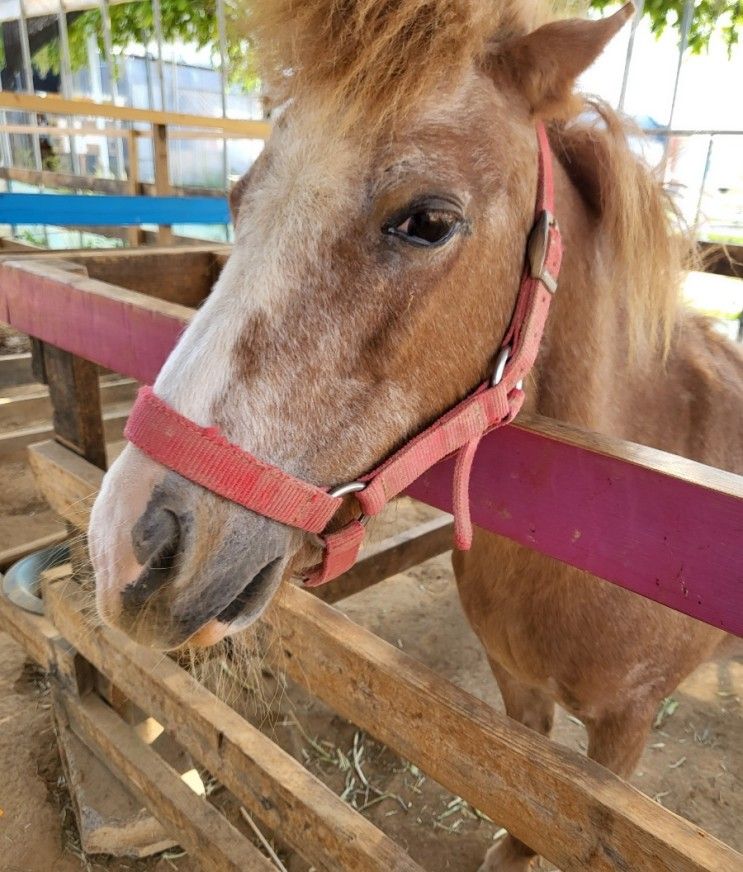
left=0, top=448, right=741, bottom=871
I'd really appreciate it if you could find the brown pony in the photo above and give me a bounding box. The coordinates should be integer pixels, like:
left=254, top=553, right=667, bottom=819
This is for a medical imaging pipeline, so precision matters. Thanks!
left=88, top=1, right=743, bottom=868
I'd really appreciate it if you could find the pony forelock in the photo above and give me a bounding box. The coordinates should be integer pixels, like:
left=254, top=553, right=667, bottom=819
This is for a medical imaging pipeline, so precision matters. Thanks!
left=238, top=0, right=544, bottom=134
left=236, top=0, right=687, bottom=358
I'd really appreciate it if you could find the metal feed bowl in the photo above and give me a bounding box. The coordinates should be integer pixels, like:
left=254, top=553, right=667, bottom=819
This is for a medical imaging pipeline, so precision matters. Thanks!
left=1, top=542, right=71, bottom=614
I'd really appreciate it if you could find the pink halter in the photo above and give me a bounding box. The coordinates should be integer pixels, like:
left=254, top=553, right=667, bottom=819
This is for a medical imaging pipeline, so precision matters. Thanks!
left=125, top=123, right=563, bottom=587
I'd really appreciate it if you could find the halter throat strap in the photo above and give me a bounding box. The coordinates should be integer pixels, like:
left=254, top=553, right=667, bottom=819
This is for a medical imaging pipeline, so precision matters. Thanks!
left=124, top=122, right=563, bottom=589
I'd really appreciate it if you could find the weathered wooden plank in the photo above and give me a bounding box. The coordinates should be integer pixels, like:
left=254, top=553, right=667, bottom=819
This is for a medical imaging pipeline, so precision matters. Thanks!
left=268, top=584, right=741, bottom=872
left=0, top=378, right=135, bottom=431
left=0, top=403, right=127, bottom=460
left=0, top=237, right=40, bottom=251
left=28, top=441, right=105, bottom=530
left=0, top=122, right=265, bottom=142
left=0, top=261, right=191, bottom=384
left=0, top=590, right=58, bottom=669
left=44, top=580, right=423, bottom=872
left=0, top=165, right=229, bottom=201
left=0, top=531, right=67, bottom=572
left=0, top=165, right=131, bottom=195
left=0, top=92, right=272, bottom=139
left=47, top=628, right=96, bottom=701
left=125, top=131, right=146, bottom=248
left=313, top=515, right=453, bottom=604
left=59, top=690, right=272, bottom=872
left=1, top=122, right=132, bottom=139
left=34, top=344, right=107, bottom=470
left=153, top=124, right=175, bottom=245
left=1, top=570, right=92, bottom=701
left=51, top=226, right=211, bottom=247
left=68, top=248, right=220, bottom=305
left=0, top=353, right=34, bottom=389
left=51, top=691, right=177, bottom=858
left=34, top=337, right=108, bottom=572
left=0, top=245, right=226, bottom=306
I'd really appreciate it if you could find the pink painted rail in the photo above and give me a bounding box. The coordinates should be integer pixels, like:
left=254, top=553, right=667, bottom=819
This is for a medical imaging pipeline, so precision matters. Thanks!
left=0, top=259, right=190, bottom=383
left=2, top=259, right=742, bottom=636
left=407, top=423, right=743, bottom=635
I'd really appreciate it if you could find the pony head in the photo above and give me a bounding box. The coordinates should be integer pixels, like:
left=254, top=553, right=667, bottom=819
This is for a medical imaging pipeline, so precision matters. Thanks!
left=89, top=0, right=636, bottom=649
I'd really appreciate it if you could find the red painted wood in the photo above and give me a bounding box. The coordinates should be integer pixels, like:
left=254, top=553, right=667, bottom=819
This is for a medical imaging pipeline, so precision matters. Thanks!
left=406, top=427, right=743, bottom=637
left=1, top=259, right=741, bottom=635
left=0, top=261, right=190, bottom=384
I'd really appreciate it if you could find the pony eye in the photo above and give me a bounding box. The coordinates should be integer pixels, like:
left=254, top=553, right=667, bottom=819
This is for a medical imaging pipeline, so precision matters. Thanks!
left=384, top=202, right=463, bottom=247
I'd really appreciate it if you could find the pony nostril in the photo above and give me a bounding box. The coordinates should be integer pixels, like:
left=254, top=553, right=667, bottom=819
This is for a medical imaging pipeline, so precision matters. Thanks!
left=123, top=508, right=182, bottom=609
left=131, top=507, right=180, bottom=565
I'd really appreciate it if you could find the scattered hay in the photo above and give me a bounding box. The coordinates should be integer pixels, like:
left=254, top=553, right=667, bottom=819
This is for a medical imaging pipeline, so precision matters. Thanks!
left=653, top=696, right=679, bottom=729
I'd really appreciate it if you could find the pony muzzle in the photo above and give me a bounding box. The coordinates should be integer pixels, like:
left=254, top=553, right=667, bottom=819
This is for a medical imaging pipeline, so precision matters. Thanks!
left=89, top=444, right=293, bottom=649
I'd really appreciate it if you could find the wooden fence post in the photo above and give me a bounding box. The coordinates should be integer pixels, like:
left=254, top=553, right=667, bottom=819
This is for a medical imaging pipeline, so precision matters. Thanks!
left=32, top=341, right=106, bottom=573
left=153, top=123, right=173, bottom=245
left=126, top=130, right=145, bottom=247
left=34, top=343, right=107, bottom=471
left=28, top=261, right=106, bottom=571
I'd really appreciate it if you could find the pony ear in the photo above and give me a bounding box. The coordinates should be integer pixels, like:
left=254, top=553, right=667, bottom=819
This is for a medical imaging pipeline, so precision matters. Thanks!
left=494, top=4, right=634, bottom=117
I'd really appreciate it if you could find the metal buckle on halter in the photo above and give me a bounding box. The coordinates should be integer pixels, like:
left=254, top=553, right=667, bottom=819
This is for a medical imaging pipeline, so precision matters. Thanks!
left=490, top=345, right=523, bottom=391
left=528, top=210, right=558, bottom=294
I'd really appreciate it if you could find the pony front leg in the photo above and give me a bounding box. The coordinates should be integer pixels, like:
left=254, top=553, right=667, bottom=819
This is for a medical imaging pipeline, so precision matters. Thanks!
left=585, top=701, right=658, bottom=778
left=478, top=835, right=540, bottom=872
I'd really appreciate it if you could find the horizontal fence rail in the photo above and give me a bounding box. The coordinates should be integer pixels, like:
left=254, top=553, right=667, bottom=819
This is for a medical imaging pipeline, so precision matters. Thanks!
left=0, top=93, right=272, bottom=139
left=1, top=255, right=741, bottom=635
left=0, top=122, right=269, bottom=141
left=0, top=193, right=230, bottom=226
left=2, top=543, right=740, bottom=871
left=0, top=165, right=227, bottom=199
left=0, top=578, right=425, bottom=872
left=0, top=93, right=268, bottom=235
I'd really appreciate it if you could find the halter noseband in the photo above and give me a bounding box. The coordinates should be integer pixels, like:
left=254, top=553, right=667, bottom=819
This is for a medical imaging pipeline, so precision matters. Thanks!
left=124, top=122, right=563, bottom=588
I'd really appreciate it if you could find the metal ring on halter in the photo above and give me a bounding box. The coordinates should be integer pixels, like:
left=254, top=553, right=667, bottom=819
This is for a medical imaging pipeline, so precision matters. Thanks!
left=329, top=480, right=370, bottom=527
left=328, top=480, right=367, bottom=499
left=307, top=480, right=370, bottom=551
left=490, top=346, right=523, bottom=391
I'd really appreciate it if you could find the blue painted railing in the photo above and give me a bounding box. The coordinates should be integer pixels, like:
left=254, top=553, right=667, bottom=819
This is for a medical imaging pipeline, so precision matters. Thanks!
left=0, top=193, right=230, bottom=226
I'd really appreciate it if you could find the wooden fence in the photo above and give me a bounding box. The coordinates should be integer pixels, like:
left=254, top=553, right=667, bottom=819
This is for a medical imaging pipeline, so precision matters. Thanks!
left=0, top=93, right=269, bottom=244
left=0, top=246, right=741, bottom=871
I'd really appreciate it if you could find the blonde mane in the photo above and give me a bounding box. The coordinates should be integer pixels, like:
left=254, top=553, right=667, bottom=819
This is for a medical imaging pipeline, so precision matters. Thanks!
left=554, top=102, right=689, bottom=357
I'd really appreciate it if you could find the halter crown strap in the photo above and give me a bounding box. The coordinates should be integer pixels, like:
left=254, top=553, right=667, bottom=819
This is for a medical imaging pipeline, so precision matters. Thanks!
left=350, top=121, right=561, bottom=555
left=124, top=122, right=563, bottom=590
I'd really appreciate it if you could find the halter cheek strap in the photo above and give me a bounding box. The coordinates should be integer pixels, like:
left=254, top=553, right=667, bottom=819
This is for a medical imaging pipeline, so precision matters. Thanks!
left=124, top=122, right=563, bottom=590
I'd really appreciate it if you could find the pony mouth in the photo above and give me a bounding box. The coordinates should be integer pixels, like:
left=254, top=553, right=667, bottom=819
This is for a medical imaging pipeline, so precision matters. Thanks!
left=184, top=556, right=284, bottom=648
left=215, top=556, right=283, bottom=624
left=120, top=553, right=282, bottom=651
